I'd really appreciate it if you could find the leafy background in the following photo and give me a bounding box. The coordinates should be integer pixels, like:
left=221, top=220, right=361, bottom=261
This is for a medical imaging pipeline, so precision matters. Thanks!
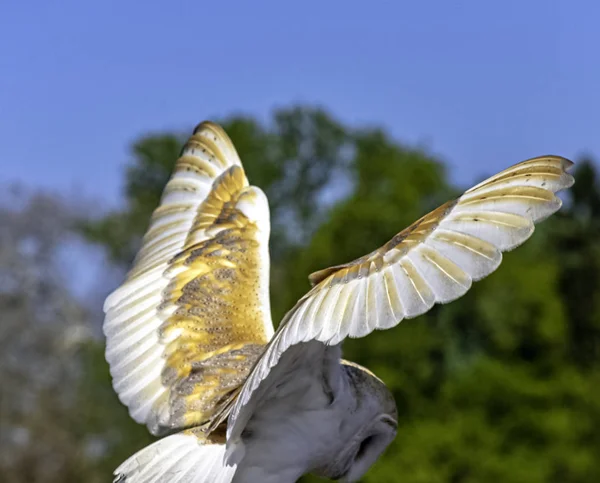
left=2, top=106, right=599, bottom=482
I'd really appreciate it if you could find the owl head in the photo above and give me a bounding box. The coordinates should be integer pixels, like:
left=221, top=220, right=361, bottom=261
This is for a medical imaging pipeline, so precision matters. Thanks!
left=316, top=361, right=398, bottom=482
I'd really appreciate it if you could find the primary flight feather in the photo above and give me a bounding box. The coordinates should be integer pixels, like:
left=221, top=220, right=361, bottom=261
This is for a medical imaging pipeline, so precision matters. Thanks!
left=103, top=121, right=574, bottom=483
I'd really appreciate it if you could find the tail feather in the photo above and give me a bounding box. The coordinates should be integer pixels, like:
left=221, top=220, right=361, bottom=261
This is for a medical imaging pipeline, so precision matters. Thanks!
left=114, top=430, right=236, bottom=483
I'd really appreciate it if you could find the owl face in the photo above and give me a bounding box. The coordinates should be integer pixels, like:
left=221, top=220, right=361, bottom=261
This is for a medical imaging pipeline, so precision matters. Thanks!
left=341, top=413, right=398, bottom=482
left=310, top=363, right=398, bottom=482
left=344, top=364, right=398, bottom=481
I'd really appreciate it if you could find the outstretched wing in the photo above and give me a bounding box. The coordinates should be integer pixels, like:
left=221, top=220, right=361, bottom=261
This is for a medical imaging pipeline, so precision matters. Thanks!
left=227, top=155, right=574, bottom=442
left=103, top=122, right=273, bottom=435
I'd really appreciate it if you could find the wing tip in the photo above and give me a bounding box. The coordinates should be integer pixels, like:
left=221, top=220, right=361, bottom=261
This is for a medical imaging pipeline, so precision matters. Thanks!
left=534, top=154, right=576, bottom=191
left=523, top=154, right=574, bottom=169
left=563, top=171, right=576, bottom=190
left=194, top=120, right=218, bottom=131
left=236, top=185, right=270, bottom=226
left=180, top=120, right=242, bottom=169
left=192, top=121, right=236, bottom=152
left=544, top=154, right=575, bottom=191
left=193, top=120, right=230, bottom=139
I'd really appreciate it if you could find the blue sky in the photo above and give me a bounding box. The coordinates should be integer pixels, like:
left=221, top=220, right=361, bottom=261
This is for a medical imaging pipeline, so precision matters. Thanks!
left=1, top=0, right=599, bottom=210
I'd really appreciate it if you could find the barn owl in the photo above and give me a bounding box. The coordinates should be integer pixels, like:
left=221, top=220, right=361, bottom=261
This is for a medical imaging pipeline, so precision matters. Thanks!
left=103, top=121, right=574, bottom=483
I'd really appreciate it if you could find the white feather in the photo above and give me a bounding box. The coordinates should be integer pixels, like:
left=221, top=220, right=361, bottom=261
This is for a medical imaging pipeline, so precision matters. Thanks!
left=114, top=433, right=236, bottom=483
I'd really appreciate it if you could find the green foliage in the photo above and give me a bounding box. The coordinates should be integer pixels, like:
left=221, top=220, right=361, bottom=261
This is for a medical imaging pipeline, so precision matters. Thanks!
left=80, top=106, right=600, bottom=482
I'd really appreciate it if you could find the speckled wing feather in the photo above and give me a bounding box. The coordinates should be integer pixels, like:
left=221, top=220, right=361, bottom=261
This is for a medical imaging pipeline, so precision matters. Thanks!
left=227, top=155, right=574, bottom=442
left=103, top=122, right=273, bottom=435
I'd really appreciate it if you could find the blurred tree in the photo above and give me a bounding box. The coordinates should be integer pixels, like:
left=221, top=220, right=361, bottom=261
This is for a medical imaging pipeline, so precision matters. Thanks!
left=79, top=106, right=600, bottom=482
left=554, top=159, right=600, bottom=368
left=0, top=190, right=96, bottom=482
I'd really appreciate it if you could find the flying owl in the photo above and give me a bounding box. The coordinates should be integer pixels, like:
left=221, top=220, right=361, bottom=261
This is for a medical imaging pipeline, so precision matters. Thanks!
left=103, top=122, right=574, bottom=482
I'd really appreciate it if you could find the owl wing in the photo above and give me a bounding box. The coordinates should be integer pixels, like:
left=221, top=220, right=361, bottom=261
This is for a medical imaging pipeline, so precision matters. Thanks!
left=226, top=155, right=574, bottom=446
left=103, top=122, right=273, bottom=436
